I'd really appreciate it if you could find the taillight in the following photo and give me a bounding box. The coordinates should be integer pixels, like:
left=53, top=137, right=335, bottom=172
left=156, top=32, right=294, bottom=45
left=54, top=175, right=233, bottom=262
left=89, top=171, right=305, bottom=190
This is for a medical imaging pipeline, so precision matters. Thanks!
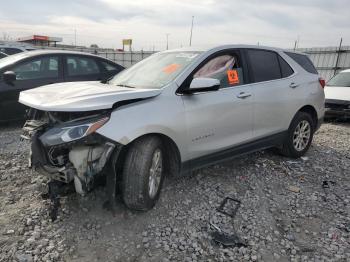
left=319, top=77, right=325, bottom=89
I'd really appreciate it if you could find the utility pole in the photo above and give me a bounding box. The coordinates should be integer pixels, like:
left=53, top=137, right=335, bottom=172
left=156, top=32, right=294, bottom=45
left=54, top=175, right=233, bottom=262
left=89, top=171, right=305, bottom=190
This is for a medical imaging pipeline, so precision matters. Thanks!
left=334, top=37, right=343, bottom=76
left=189, top=16, right=194, bottom=46
left=166, top=33, right=170, bottom=50
left=74, top=28, right=77, bottom=47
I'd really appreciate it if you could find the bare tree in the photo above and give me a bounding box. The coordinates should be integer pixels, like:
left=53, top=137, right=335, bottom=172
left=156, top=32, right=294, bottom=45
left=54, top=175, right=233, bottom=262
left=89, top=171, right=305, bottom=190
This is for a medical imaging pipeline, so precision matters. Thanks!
left=2, top=32, right=11, bottom=41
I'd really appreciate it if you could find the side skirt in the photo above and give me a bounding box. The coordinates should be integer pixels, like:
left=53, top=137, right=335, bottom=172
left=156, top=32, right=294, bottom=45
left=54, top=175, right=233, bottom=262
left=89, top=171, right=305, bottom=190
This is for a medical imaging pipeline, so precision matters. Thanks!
left=180, top=131, right=287, bottom=174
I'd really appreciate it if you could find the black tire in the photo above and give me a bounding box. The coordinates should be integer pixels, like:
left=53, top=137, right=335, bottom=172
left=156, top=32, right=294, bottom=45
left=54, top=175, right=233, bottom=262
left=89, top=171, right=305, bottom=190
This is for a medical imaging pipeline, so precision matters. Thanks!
left=279, top=112, right=314, bottom=158
left=122, top=136, right=165, bottom=211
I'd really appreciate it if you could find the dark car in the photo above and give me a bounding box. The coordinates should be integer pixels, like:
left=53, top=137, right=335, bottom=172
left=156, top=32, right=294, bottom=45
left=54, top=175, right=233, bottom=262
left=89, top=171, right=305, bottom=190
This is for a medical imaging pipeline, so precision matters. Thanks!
left=0, top=51, right=8, bottom=59
left=0, top=50, right=124, bottom=121
left=0, top=45, right=36, bottom=55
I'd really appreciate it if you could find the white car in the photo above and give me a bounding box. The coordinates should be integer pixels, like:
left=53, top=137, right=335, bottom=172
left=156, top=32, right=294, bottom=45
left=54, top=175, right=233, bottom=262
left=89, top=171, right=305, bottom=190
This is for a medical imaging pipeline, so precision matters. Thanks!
left=325, top=69, right=350, bottom=119
left=19, top=45, right=325, bottom=212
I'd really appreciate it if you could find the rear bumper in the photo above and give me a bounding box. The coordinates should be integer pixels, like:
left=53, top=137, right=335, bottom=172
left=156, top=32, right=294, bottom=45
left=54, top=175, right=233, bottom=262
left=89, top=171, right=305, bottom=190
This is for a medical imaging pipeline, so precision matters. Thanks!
left=325, top=109, right=350, bottom=118
left=325, top=99, right=350, bottom=119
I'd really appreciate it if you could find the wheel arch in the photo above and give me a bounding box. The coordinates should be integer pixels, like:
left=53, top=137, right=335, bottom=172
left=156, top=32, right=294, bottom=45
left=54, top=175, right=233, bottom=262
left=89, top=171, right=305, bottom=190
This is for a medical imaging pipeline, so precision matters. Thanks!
left=296, top=105, right=318, bottom=129
left=115, top=133, right=182, bottom=179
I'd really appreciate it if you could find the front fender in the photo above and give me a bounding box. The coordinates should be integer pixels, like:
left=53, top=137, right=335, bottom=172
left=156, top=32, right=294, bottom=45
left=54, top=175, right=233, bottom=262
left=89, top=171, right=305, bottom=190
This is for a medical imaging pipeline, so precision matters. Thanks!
left=96, top=93, right=189, bottom=161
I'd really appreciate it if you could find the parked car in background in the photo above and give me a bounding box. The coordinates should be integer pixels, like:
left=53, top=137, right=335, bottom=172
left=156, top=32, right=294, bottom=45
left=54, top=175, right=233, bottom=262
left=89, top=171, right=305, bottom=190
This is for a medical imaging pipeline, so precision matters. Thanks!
left=19, top=45, right=324, bottom=211
left=0, top=51, right=8, bottom=59
left=0, top=42, right=36, bottom=55
left=324, top=69, right=350, bottom=119
left=0, top=50, right=124, bottom=121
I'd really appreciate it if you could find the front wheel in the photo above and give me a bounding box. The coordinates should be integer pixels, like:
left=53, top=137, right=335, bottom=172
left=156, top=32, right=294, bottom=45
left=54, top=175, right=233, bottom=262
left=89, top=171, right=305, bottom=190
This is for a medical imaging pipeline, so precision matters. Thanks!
left=279, top=112, right=314, bottom=158
left=122, top=136, right=164, bottom=211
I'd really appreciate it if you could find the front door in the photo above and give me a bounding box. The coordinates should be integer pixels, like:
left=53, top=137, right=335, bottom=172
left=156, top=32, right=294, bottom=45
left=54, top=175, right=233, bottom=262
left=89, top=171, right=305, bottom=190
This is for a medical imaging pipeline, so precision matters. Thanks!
left=181, top=50, right=253, bottom=161
left=0, top=55, right=62, bottom=121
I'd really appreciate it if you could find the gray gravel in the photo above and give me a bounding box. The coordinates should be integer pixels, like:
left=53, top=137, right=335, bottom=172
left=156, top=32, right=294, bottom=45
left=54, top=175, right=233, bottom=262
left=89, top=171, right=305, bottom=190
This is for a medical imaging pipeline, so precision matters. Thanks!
left=0, top=122, right=349, bottom=262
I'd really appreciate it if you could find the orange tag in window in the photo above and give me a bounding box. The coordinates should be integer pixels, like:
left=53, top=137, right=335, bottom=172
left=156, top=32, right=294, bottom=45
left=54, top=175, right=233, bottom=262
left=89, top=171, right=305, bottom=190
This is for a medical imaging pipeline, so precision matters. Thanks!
left=163, top=63, right=180, bottom=74
left=227, top=70, right=239, bottom=85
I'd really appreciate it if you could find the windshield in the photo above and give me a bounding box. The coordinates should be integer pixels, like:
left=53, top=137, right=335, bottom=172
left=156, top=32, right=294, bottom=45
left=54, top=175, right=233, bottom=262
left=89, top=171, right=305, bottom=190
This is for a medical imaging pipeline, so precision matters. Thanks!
left=109, top=51, right=202, bottom=89
left=327, top=72, right=350, bottom=87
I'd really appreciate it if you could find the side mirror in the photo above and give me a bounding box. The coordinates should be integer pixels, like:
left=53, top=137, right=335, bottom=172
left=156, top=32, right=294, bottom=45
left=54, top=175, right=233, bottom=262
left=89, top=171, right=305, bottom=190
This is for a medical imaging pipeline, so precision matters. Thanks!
left=3, top=71, right=16, bottom=84
left=186, top=77, right=220, bottom=94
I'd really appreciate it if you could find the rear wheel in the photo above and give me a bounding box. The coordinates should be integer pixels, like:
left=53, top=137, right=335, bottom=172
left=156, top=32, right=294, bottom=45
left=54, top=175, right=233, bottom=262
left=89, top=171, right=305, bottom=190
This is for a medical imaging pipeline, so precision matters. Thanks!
left=279, top=112, right=314, bottom=158
left=122, top=136, right=164, bottom=210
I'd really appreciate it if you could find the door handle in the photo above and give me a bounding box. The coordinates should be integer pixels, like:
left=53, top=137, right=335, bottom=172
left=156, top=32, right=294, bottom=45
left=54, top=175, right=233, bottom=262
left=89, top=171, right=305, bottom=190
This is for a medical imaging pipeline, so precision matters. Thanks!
left=236, top=92, right=252, bottom=99
left=289, top=82, right=299, bottom=88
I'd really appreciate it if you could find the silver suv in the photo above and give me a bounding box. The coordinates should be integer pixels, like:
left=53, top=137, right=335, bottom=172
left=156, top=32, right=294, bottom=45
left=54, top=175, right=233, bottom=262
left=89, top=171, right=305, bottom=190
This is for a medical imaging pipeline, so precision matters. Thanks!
left=20, top=45, right=325, bottom=211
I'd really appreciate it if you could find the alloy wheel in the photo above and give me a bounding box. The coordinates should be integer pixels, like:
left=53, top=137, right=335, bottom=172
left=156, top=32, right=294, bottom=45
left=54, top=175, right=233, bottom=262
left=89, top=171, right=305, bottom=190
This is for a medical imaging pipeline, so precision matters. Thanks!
left=148, top=149, right=163, bottom=198
left=292, top=120, right=311, bottom=151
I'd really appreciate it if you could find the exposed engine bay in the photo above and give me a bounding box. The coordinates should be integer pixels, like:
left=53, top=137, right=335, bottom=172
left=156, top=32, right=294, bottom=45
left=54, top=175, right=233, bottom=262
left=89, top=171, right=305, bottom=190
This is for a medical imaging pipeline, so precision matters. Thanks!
left=22, top=109, right=121, bottom=197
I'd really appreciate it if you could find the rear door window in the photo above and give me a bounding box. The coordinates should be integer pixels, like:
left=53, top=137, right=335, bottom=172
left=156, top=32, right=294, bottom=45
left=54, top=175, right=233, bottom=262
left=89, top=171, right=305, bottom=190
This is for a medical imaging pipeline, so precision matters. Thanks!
left=285, top=52, right=318, bottom=74
left=66, top=56, right=100, bottom=76
left=247, top=49, right=281, bottom=83
left=100, top=60, right=121, bottom=72
left=194, top=52, right=244, bottom=88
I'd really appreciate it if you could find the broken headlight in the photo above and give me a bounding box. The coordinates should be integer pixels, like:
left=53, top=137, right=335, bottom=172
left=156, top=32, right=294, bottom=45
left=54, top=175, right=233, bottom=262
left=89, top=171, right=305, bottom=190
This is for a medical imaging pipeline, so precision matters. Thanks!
left=40, top=116, right=109, bottom=146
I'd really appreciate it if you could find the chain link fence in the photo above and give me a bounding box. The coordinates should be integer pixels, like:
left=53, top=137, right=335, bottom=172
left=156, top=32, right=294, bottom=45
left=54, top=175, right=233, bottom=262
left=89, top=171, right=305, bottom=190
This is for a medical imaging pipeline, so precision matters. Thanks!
left=299, top=46, right=350, bottom=80
left=39, top=45, right=350, bottom=81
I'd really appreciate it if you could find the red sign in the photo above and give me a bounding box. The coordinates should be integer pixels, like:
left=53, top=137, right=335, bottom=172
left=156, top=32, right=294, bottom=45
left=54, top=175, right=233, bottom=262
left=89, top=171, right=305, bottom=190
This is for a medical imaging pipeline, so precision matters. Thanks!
left=33, top=35, right=49, bottom=41
left=227, top=70, right=239, bottom=85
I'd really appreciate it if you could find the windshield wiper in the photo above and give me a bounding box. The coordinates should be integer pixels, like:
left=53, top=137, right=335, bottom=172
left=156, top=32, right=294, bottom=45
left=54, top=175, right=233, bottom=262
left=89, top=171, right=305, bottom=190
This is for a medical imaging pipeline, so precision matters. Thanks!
left=117, top=84, right=136, bottom=88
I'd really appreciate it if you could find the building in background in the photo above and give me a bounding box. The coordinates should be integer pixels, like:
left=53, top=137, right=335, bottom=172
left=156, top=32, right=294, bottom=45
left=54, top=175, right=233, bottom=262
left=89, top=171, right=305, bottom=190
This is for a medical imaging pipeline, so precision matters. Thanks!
left=17, top=35, right=62, bottom=47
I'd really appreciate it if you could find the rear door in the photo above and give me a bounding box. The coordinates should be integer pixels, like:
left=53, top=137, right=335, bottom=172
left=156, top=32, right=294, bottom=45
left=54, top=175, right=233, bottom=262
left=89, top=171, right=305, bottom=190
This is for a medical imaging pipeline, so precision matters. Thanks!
left=63, top=55, right=102, bottom=82
left=245, top=49, right=298, bottom=138
left=0, top=55, right=63, bottom=121
left=181, top=49, right=253, bottom=161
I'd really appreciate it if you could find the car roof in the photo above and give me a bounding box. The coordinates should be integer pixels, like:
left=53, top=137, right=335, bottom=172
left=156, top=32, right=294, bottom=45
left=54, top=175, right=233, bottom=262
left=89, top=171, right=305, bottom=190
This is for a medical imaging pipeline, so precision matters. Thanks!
left=340, top=69, right=350, bottom=73
left=0, top=49, right=117, bottom=69
left=160, top=45, right=311, bottom=59
left=161, top=44, right=293, bottom=53
left=12, top=49, right=102, bottom=58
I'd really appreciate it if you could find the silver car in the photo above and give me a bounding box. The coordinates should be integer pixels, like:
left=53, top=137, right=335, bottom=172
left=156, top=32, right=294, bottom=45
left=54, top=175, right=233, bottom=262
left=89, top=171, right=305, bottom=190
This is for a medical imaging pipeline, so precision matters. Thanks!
left=19, top=45, right=325, bottom=211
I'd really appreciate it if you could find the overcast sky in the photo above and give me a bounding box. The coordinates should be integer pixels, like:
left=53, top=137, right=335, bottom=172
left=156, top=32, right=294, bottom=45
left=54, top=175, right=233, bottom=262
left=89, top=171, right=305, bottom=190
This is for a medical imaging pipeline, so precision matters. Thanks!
left=0, top=0, right=349, bottom=50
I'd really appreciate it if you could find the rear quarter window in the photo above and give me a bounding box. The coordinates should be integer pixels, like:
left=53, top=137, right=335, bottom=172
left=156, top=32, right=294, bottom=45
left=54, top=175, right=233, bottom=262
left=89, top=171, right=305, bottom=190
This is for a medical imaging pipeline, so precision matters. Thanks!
left=100, top=60, right=123, bottom=72
left=278, top=56, right=294, bottom=78
left=285, top=52, right=318, bottom=74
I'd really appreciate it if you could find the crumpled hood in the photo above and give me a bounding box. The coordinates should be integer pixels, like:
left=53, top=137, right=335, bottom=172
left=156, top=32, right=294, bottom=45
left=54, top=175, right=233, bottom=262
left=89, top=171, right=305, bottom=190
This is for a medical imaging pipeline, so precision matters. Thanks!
left=324, top=85, right=350, bottom=101
left=19, top=81, right=162, bottom=111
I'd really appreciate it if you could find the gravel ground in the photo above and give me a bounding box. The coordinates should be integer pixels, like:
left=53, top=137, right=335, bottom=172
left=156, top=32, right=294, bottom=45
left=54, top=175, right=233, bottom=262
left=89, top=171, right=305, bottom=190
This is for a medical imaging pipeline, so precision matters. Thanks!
left=0, top=122, right=349, bottom=262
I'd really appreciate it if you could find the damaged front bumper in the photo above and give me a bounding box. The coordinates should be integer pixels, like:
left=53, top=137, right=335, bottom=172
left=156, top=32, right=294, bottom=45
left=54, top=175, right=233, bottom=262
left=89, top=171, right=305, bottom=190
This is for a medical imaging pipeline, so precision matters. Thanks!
left=22, top=113, right=121, bottom=196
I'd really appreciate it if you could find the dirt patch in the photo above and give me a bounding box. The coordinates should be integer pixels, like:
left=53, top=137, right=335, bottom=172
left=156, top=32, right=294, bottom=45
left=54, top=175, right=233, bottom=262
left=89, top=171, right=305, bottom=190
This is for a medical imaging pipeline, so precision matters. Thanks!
left=0, top=122, right=349, bottom=261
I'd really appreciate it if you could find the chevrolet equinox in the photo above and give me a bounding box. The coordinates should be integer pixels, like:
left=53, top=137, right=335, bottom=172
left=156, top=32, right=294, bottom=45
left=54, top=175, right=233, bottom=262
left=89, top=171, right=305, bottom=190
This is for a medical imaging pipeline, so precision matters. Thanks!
left=19, top=45, right=325, bottom=211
